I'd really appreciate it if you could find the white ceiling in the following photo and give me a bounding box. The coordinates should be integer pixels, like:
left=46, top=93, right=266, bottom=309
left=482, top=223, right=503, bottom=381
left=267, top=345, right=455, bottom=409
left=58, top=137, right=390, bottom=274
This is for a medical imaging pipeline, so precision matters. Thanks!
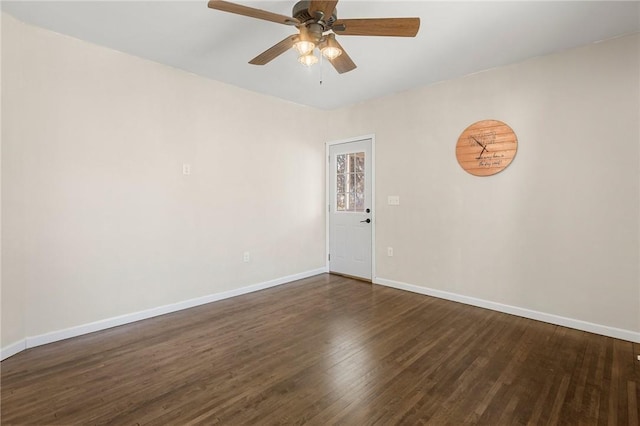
left=3, top=1, right=639, bottom=109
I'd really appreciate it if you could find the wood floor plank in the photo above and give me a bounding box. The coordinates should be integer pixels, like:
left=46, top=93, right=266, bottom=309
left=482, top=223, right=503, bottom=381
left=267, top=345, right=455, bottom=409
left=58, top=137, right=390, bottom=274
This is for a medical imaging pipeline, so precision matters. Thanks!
left=1, top=273, right=638, bottom=424
left=629, top=381, right=639, bottom=426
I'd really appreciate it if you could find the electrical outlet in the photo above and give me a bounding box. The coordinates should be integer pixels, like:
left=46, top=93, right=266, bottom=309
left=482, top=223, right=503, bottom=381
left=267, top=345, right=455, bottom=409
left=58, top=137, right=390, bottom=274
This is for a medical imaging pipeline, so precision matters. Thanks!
left=182, top=164, right=191, bottom=175
left=243, top=251, right=250, bottom=262
left=387, top=196, right=400, bottom=205
left=387, top=247, right=394, bottom=257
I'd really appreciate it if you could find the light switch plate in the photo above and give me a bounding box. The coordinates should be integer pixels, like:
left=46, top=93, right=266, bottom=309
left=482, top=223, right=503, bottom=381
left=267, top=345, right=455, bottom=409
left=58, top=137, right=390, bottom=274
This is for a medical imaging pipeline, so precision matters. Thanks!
left=388, top=196, right=400, bottom=205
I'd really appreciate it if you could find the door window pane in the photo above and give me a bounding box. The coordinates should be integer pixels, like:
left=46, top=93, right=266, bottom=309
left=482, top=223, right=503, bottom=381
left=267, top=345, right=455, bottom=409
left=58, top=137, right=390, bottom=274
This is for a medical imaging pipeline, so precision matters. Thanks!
left=337, top=154, right=346, bottom=174
left=336, top=152, right=365, bottom=212
left=337, top=174, right=346, bottom=193
left=355, top=173, right=364, bottom=193
left=355, top=155, right=365, bottom=173
left=348, top=173, right=356, bottom=192
left=337, top=193, right=346, bottom=211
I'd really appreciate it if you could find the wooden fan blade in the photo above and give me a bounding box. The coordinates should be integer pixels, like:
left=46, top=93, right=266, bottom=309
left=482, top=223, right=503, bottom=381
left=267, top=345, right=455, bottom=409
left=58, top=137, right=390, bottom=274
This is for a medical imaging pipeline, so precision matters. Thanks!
left=249, top=35, right=298, bottom=65
left=333, top=17, right=420, bottom=37
left=308, top=0, right=338, bottom=20
left=208, top=0, right=299, bottom=26
left=328, top=39, right=356, bottom=74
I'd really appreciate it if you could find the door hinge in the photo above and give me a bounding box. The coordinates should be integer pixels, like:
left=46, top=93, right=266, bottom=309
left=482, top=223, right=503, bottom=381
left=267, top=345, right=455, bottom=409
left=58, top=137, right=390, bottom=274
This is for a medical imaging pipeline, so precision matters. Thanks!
left=328, top=253, right=330, bottom=261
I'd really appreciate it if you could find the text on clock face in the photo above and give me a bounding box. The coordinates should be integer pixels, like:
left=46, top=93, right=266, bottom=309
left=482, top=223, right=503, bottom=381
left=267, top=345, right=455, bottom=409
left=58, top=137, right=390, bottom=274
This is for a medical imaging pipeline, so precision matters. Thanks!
left=466, top=131, right=496, bottom=147
left=478, top=152, right=506, bottom=168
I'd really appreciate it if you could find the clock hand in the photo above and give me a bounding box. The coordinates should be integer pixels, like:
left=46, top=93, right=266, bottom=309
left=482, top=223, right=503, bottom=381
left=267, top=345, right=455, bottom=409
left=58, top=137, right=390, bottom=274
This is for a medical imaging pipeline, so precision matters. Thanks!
left=471, top=135, right=490, bottom=160
left=471, top=136, right=489, bottom=151
left=476, top=146, right=487, bottom=160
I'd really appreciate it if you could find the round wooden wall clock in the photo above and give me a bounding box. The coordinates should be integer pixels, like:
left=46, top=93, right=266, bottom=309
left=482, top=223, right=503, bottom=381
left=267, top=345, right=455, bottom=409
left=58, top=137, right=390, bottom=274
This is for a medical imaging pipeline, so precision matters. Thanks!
left=456, top=120, right=518, bottom=176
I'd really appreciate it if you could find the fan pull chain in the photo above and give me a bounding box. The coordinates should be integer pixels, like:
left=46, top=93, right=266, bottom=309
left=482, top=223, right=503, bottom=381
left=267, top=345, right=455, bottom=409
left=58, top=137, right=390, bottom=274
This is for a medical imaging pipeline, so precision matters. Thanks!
left=319, top=51, right=323, bottom=85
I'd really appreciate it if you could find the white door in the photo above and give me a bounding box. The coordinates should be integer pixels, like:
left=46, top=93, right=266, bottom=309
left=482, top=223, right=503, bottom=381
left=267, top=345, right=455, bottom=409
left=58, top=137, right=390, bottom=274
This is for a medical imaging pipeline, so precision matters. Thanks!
left=328, top=138, right=373, bottom=280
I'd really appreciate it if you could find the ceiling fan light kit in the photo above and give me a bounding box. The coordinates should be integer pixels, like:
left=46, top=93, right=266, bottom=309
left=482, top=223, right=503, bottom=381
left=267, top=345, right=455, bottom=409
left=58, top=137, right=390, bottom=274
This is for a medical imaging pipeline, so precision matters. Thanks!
left=207, top=0, right=420, bottom=74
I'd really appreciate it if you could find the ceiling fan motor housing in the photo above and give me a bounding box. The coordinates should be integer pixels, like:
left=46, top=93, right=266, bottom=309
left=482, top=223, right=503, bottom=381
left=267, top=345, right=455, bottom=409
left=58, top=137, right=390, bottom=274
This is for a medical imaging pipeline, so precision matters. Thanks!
left=292, top=0, right=337, bottom=29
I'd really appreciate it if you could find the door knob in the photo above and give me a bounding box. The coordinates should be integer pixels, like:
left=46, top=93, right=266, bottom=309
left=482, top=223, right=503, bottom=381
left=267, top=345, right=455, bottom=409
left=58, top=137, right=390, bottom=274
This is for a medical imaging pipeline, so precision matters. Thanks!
left=360, top=218, right=371, bottom=223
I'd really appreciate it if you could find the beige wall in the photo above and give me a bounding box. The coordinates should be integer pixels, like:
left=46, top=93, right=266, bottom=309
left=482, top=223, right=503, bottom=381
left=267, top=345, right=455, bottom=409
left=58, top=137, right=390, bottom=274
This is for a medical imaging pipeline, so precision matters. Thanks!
left=2, top=11, right=639, bottom=354
left=327, top=34, right=640, bottom=333
left=1, top=13, right=27, bottom=350
left=1, top=13, right=326, bottom=349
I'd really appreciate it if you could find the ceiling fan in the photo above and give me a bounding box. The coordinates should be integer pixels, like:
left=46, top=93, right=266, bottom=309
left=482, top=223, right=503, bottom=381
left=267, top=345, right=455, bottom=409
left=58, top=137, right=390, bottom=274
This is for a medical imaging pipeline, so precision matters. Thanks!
left=207, top=0, right=420, bottom=74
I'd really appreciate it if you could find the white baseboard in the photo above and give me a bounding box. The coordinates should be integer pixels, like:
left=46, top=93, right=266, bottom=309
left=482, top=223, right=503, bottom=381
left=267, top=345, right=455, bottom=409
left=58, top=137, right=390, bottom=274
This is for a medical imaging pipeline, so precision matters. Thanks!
left=2, top=267, right=328, bottom=361
left=374, top=277, right=640, bottom=343
left=0, top=339, right=27, bottom=361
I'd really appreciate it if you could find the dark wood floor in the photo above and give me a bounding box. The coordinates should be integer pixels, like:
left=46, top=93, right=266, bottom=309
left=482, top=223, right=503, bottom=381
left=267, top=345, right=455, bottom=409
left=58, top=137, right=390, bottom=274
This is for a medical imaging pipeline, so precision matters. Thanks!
left=1, top=274, right=638, bottom=425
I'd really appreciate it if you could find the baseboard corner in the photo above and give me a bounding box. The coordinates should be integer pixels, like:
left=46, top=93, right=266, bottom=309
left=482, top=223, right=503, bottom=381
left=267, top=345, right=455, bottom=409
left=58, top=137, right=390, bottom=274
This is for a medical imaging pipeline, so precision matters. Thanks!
left=1, top=339, right=27, bottom=361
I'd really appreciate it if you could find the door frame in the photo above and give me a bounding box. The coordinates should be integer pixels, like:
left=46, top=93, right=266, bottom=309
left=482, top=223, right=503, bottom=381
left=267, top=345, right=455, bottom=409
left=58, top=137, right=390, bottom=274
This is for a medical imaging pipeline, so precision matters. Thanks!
left=325, top=134, right=376, bottom=280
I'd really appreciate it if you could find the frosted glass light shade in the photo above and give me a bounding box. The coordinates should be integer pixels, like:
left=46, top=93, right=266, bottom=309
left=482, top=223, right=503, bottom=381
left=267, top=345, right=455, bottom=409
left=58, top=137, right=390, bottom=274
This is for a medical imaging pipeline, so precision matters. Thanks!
left=321, top=45, right=342, bottom=60
left=298, top=53, right=319, bottom=67
left=321, top=33, right=342, bottom=60
left=294, top=40, right=315, bottom=55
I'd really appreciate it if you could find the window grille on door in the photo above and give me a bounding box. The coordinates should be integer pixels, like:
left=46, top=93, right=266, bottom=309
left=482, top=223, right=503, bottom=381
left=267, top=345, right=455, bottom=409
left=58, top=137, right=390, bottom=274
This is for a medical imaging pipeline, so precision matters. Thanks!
left=336, top=152, right=365, bottom=212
